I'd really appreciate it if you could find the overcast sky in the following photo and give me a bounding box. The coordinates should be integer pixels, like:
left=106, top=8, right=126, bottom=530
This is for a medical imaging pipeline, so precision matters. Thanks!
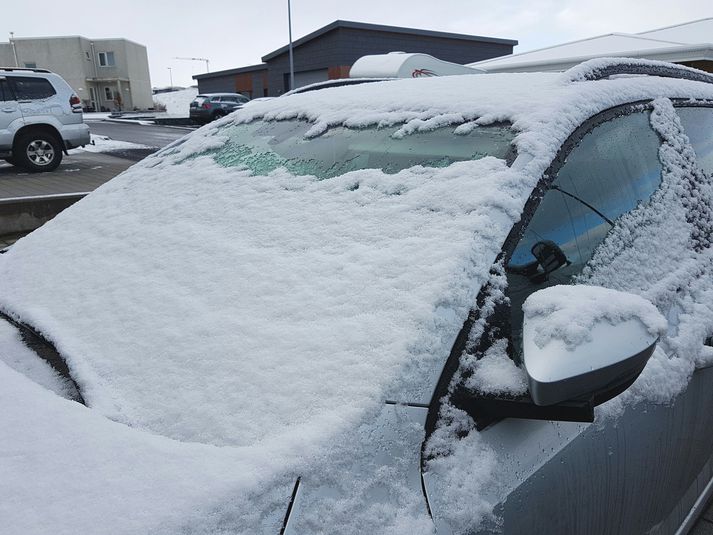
left=3, top=0, right=712, bottom=87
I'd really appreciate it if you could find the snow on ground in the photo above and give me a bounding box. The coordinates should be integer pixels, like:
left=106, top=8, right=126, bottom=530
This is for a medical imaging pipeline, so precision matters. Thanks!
left=82, top=112, right=113, bottom=121
left=74, top=134, right=153, bottom=153
left=152, top=87, right=198, bottom=116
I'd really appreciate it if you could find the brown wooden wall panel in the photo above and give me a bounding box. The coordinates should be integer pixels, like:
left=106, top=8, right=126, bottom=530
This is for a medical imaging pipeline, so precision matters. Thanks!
left=328, top=65, right=351, bottom=79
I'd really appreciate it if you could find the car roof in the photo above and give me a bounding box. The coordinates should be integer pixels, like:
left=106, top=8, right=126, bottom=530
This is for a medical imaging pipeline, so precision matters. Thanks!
left=196, top=93, right=246, bottom=97
left=237, top=58, right=713, bottom=144
left=0, top=67, right=57, bottom=78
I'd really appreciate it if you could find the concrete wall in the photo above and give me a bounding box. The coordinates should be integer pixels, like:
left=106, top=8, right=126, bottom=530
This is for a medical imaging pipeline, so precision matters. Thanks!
left=195, top=68, right=268, bottom=98
left=1, top=37, right=93, bottom=103
left=120, top=40, right=153, bottom=109
left=195, top=75, right=234, bottom=94
left=0, top=36, right=153, bottom=111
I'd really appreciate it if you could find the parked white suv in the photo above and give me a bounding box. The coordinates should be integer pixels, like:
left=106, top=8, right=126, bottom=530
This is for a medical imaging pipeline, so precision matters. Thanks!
left=0, top=68, right=90, bottom=172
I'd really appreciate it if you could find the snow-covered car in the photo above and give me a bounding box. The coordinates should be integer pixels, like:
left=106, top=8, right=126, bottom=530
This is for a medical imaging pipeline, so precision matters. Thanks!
left=1, top=58, right=713, bottom=535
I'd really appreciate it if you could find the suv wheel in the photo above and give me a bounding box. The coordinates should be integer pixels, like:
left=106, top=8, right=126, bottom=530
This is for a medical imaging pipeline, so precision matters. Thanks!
left=212, top=110, right=227, bottom=121
left=15, top=132, right=63, bottom=172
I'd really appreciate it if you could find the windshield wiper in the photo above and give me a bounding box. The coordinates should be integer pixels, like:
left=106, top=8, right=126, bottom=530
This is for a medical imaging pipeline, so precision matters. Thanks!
left=550, top=184, right=614, bottom=226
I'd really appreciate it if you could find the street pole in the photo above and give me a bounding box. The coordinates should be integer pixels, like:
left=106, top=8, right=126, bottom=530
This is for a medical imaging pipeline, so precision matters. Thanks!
left=167, top=67, right=173, bottom=88
left=9, top=32, right=19, bottom=67
left=288, top=0, right=294, bottom=91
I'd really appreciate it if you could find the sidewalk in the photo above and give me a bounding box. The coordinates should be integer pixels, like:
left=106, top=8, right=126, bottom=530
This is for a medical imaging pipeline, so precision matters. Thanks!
left=0, top=151, right=135, bottom=237
left=0, top=151, right=133, bottom=199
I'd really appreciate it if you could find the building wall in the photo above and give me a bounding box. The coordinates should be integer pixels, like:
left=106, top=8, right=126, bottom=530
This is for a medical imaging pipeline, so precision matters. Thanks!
left=265, top=27, right=515, bottom=95
left=1, top=37, right=93, bottom=103
left=195, top=74, right=235, bottom=94
left=0, top=44, right=14, bottom=66
left=0, top=36, right=152, bottom=111
left=195, top=69, right=268, bottom=98
left=121, top=40, right=153, bottom=109
left=681, top=60, right=713, bottom=73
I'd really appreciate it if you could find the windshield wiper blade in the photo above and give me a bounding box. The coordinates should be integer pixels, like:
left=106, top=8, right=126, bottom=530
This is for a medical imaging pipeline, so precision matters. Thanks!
left=550, top=185, right=614, bottom=226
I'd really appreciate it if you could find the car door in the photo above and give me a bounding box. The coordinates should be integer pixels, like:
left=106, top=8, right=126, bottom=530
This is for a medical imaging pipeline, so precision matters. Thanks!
left=0, top=76, right=23, bottom=150
left=465, top=101, right=713, bottom=535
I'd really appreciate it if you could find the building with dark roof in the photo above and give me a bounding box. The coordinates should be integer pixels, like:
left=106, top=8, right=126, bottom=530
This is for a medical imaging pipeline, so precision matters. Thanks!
left=193, top=20, right=517, bottom=97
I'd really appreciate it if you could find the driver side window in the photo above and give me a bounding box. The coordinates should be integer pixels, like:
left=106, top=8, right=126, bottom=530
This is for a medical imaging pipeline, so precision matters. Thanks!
left=506, top=110, right=663, bottom=354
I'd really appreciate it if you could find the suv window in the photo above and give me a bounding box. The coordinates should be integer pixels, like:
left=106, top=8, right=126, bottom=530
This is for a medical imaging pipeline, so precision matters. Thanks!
left=506, top=110, right=663, bottom=352
left=0, top=78, right=14, bottom=101
left=9, top=76, right=56, bottom=100
left=676, top=106, right=713, bottom=177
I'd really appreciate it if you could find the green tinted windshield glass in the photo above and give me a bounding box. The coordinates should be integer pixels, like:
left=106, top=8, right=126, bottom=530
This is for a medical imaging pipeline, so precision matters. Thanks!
left=201, top=120, right=514, bottom=179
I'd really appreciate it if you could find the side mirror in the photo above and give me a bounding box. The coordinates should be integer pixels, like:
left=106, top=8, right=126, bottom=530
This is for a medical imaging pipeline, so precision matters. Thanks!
left=530, top=240, right=569, bottom=282
left=523, top=285, right=666, bottom=407
left=506, top=240, right=570, bottom=283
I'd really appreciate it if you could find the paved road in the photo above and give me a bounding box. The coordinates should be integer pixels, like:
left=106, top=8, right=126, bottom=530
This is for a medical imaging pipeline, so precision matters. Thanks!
left=85, top=119, right=195, bottom=148
left=0, top=151, right=133, bottom=199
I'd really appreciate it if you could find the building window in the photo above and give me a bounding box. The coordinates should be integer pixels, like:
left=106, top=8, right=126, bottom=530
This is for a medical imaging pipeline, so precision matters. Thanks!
left=98, top=52, right=115, bottom=67
left=24, top=62, right=37, bottom=69
left=104, top=87, right=113, bottom=100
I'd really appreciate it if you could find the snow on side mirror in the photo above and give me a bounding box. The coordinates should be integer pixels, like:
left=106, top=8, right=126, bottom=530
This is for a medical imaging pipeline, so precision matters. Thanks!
left=522, top=285, right=667, bottom=407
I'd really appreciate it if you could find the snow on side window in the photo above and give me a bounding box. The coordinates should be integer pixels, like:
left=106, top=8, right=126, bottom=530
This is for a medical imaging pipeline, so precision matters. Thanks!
left=676, top=106, right=713, bottom=178
left=506, top=109, right=662, bottom=357
left=423, top=99, right=713, bottom=534
left=580, top=98, right=713, bottom=404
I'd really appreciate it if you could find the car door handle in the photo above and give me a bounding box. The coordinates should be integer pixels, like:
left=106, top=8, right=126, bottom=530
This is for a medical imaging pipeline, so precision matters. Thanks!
left=1, top=107, right=16, bottom=112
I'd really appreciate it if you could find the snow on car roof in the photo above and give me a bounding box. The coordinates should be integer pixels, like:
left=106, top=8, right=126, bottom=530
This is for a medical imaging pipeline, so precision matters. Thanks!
left=233, top=63, right=713, bottom=161
left=2, top=60, right=713, bottom=533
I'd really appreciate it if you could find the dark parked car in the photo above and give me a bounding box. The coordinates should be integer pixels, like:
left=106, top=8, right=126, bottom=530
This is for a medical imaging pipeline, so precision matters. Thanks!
left=189, top=93, right=249, bottom=124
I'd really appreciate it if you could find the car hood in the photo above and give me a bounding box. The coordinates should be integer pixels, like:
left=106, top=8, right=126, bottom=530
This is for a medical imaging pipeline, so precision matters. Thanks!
left=0, top=127, right=536, bottom=532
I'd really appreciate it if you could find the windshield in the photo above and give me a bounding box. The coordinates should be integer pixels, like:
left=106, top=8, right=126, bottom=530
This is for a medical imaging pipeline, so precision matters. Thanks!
left=189, top=120, right=514, bottom=179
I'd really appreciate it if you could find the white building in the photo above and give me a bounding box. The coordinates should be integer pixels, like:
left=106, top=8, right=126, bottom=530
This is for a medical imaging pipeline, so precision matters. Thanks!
left=0, top=36, right=153, bottom=111
left=470, top=18, right=713, bottom=73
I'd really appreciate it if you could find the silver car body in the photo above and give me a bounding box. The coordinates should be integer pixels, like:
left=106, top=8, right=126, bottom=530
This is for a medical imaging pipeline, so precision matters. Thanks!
left=0, top=68, right=90, bottom=156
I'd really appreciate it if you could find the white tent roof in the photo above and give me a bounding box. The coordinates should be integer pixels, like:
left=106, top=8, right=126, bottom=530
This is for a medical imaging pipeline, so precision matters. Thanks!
left=638, top=17, right=713, bottom=45
left=471, top=18, right=713, bottom=73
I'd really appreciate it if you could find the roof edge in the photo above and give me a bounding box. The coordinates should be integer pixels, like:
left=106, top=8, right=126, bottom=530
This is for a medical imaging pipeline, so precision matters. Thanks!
left=193, top=63, right=268, bottom=80
left=2, top=35, right=147, bottom=48
left=261, top=20, right=517, bottom=61
left=478, top=44, right=713, bottom=73
left=471, top=32, right=686, bottom=67
left=637, top=17, right=713, bottom=36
